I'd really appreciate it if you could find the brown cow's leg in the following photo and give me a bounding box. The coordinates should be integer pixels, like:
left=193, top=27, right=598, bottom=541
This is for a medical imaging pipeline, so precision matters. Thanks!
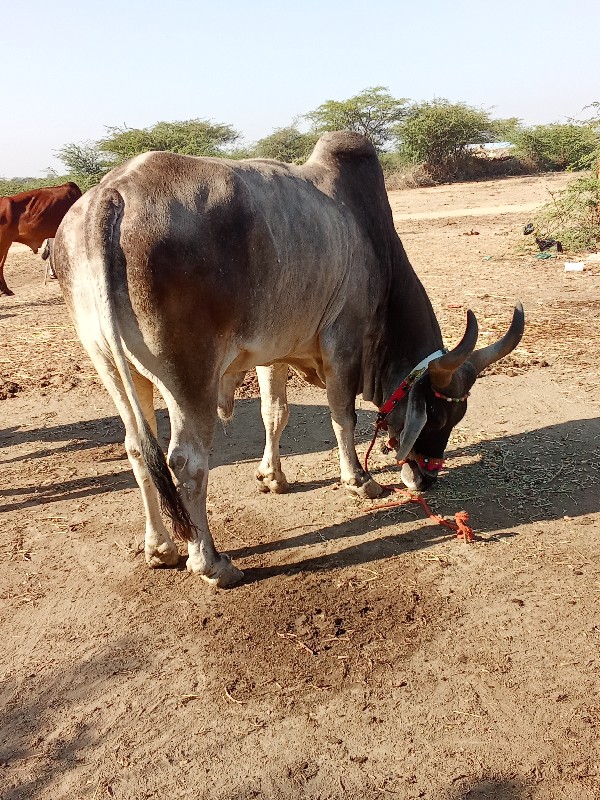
left=0, top=244, right=14, bottom=296
left=255, top=364, right=290, bottom=493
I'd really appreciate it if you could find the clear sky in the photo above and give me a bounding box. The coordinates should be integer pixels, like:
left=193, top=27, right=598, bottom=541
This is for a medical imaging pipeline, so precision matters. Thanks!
left=2, top=0, right=598, bottom=177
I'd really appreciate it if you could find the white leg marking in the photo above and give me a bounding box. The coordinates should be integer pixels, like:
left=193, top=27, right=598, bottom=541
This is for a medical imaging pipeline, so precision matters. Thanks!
left=255, top=364, right=290, bottom=493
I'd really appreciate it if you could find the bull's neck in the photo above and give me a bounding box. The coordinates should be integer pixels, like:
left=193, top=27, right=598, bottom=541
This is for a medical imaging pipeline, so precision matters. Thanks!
left=373, top=241, right=444, bottom=406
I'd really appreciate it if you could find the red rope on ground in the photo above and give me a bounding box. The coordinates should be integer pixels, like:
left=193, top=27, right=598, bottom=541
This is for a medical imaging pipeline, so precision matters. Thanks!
left=371, top=487, right=475, bottom=542
left=363, top=426, right=474, bottom=542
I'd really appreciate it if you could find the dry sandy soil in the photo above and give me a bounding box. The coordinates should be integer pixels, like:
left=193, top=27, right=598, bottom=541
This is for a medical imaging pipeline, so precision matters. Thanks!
left=1, top=172, right=599, bottom=800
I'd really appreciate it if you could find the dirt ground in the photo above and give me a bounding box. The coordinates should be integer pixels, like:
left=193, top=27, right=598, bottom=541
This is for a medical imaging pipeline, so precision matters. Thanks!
left=1, top=171, right=599, bottom=800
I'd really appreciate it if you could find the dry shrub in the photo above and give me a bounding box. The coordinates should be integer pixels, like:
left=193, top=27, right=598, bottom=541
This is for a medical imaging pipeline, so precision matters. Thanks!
left=453, top=150, right=529, bottom=180
left=384, top=152, right=528, bottom=189
left=424, top=151, right=529, bottom=182
left=384, top=164, right=436, bottom=191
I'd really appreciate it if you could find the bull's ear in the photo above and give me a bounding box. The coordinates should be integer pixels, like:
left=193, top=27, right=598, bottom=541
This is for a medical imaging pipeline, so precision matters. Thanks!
left=395, top=378, right=428, bottom=462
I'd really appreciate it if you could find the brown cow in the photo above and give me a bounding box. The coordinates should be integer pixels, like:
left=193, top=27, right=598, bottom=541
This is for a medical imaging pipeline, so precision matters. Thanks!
left=0, top=182, right=82, bottom=296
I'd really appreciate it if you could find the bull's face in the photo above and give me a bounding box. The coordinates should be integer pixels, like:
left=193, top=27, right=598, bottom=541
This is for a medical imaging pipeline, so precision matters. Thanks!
left=387, top=375, right=472, bottom=490
left=386, top=303, right=525, bottom=491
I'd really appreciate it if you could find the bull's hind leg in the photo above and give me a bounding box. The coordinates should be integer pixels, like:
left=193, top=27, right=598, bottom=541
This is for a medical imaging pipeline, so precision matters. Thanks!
left=131, top=366, right=157, bottom=436
left=255, top=364, right=290, bottom=493
left=128, top=367, right=180, bottom=567
left=165, top=392, right=244, bottom=588
left=87, top=353, right=180, bottom=568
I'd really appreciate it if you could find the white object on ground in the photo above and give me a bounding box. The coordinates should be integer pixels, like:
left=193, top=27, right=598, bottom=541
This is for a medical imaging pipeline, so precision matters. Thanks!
left=564, top=262, right=584, bottom=272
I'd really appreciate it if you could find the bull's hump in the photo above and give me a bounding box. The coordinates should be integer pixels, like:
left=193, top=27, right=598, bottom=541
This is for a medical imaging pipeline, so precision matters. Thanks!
left=308, top=131, right=377, bottom=164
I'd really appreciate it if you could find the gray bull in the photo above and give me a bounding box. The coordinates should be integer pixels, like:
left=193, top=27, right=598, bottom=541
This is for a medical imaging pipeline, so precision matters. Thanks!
left=53, top=132, right=523, bottom=587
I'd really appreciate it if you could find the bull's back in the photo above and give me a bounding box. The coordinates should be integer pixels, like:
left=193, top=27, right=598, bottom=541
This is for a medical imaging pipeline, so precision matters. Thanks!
left=103, top=153, right=363, bottom=328
left=56, top=150, right=378, bottom=374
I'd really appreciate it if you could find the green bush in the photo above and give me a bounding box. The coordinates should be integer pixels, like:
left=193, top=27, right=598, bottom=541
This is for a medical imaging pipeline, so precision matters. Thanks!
left=253, top=126, right=319, bottom=164
left=378, top=151, right=410, bottom=173
left=509, top=124, right=599, bottom=171
left=534, top=174, right=600, bottom=251
left=98, top=119, right=241, bottom=163
left=0, top=176, right=73, bottom=196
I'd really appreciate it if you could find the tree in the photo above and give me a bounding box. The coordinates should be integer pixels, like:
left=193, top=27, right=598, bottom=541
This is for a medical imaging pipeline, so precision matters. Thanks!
left=254, top=125, right=319, bottom=163
left=491, top=117, right=522, bottom=142
left=395, top=99, right=498, bottom=179
left=98, top=119, right=240, bottom=163
left=55, top=142, right=111, bottom=187
left=306, top=87, right=409, bottom=152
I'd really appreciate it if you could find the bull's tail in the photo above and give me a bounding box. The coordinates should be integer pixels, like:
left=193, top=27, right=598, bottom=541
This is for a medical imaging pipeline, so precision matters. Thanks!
left=88, top=189, right=196, bottom=541
left=138, top=418, right=196, bottom=541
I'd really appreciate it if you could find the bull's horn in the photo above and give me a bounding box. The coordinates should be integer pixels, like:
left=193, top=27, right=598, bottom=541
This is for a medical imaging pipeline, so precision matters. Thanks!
left=467, top=302, right=525, bottom=376
left=428, top=309, right=479, bottom=390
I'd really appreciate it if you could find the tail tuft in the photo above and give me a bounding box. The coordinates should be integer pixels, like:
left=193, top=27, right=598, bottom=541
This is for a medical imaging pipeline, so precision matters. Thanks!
left=140, top=420, right=197, bottom=541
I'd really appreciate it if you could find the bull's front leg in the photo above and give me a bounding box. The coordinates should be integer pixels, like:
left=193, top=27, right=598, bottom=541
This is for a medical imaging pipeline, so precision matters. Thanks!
left=0, top=247, right=14, bottom=296
left=324, top=360, right=383, bottom=500
left=255, top=364, right=290, bottom=493
left=329, top=409, right=383, bottom=499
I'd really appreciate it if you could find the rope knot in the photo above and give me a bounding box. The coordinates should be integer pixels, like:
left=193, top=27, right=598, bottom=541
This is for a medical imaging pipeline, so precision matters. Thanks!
left=454, top=510, right=474, bottom=542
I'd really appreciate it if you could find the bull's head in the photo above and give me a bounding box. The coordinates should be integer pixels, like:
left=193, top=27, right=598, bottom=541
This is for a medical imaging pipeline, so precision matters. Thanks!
left=386, top=302, right=525, bottom=491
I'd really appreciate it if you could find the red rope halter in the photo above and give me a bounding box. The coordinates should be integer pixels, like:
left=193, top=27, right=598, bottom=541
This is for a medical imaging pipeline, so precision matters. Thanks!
left=360, top=351, right=475, bottom=542
left=363, top=411, right=474, bottom=543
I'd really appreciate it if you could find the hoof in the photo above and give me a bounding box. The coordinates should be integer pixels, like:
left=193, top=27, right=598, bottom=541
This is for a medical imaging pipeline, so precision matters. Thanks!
left=0, top=287, right=14, bottom=297
left=146, top=540, right=180, bottom=568
left=255, top=469, right=289, bottom=494
left=187, top=553, right=244, bottom=588
left=343, top=477, right=383, bottom=499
